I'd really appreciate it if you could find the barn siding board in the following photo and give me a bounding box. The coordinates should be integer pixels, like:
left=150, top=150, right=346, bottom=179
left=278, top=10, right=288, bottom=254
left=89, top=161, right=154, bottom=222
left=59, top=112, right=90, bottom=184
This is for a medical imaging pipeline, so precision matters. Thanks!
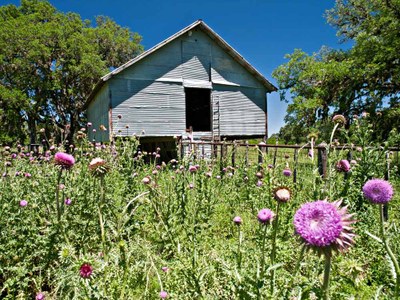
left=213, top=85, right=266, bottom=136
left=87, top=84, right=110, bottom=141
left=110, top=79, right=185, bottom=137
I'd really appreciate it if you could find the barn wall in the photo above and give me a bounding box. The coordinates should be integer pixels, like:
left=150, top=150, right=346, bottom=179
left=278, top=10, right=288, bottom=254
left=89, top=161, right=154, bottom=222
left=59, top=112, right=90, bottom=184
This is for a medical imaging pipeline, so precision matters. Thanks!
left=87, top=84, right=110, bottom=142
left=213, top=85, right=266, bottom=137
left=107, top=28, right=267, bottom=138
left=110, top=78, right=185, bottom=136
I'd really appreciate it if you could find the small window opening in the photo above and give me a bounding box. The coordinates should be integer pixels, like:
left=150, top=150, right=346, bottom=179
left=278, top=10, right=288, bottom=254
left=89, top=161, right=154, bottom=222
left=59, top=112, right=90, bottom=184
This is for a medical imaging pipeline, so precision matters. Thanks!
left=185, top=88, right=211, bottom=131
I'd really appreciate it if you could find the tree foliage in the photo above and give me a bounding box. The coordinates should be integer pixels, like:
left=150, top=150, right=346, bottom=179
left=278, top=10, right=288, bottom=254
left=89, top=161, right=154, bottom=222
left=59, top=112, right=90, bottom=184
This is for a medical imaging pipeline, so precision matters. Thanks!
left=0, top=0, right=143, bottom=144
left=273, top=0, right=400, bottom=144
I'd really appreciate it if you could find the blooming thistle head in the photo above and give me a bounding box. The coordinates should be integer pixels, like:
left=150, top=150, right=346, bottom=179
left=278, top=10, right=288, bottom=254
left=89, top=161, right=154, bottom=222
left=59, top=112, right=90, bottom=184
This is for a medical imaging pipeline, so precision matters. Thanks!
left=283, top=168, right=292, bottom=177
left=159, top=291, right=168, bottom=299
left=336, top=159, right=351, bottom=173
left=89, top=157, right=109, bottom=177
left=161, top=266, right=169, bottom=273
left=257, top=208, right=275, bottom=224
left=293, top=200, right=356, bottom=255
left=19, top=200, right=28, bottom=207
left=79, top=263, right=93, bottom=278
left=332, top=114, right=346, bottom=126
left=142, top=176, right=151, bottom=185
left=362, top=179, right=394, bottom=204
left=35, top=292, right=45, bottom=300
left=54, top=152, right=75, bottom=170
left=65, top=198, right=72, bottom=205
left=273, top=186, right=291, bottom=203
left=188, top=165, right=197, bottom=173
left=233, top=216, right=242, bottom=225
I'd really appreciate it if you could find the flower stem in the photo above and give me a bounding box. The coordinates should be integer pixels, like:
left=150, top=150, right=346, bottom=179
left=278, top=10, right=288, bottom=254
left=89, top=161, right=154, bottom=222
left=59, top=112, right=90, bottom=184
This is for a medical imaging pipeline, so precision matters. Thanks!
left=257, top=224, right=268, bottom=299
left=322, top=253, right=332, bottom=300
left=270, top=201, right=281, bottom=296
left=55, top=169, right=62, bottom=222
left=236, top=225, right=242, bottom=270
left=379, top=205, right=400, bottom=298
left=98, top=176, right=107, bottom=257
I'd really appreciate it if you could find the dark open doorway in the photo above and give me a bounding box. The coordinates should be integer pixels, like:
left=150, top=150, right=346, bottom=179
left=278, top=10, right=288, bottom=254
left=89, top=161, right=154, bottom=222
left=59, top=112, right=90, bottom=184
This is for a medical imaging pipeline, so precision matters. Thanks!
left=185, top=88, right=211, bottom=131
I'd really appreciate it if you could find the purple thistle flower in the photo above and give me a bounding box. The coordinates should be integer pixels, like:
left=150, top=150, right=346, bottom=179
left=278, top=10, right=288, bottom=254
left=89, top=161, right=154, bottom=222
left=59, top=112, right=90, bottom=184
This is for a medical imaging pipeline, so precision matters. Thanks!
left=233, top=216, right=242, bottom=225
left=363, top=179, right=394, bottom=204
left=188, top=165, right=197, bottom=173
left=54, top=152, right=75, bottom=170
left=161, top=266, right=169, bottom=273
left=159, top=291, right=168, bottom=299
left=36, top=292, right=45, bottom=300
left=64, top=198, right=72, bottom=205
left=24, top=172, right=31, bottom=178
left=256, top=180, right=263, bottom=187
left=283, top=168, right=292, bottom=177
left=293, top=200, right=355, bottom=253
left=336, top=159, right=351, bottom=173
left=20, top=200, right=28, bottom=207
left=79, top=263, right=93, bottom=278
left=257, top=208, right=274, bottom=224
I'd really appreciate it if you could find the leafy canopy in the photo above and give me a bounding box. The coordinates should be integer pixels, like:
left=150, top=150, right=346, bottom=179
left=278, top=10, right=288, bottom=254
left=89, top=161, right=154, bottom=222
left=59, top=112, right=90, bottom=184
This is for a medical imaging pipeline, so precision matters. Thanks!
left=273, top=0, right=400, bottom=144
left=0, top=0, right=143, bottom=144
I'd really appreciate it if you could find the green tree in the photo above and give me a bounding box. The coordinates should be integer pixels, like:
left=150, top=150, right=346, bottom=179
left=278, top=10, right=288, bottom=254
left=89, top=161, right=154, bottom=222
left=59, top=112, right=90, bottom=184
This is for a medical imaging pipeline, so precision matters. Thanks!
left=273, top=0, right=400, bottom=143
left=0, top=0, right=143, bottom=144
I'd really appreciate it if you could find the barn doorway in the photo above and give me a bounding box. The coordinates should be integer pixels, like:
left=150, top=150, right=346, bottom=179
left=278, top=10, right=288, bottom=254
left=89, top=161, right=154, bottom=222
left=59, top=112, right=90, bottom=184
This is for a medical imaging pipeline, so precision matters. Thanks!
left=185, top=88, right=211, bottom=131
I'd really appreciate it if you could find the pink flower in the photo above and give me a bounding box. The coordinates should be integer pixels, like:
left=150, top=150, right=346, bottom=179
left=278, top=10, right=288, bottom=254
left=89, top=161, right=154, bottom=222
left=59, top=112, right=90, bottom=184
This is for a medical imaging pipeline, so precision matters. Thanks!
left=159, top=291, right=168, bottom=299
left=54, top=152, right=75, bottom=170
left=294, top=200, right=355, bottom=253
left=257, top=208, right=274, bottom=224
left=336, top=159, right=351, bottom=173
left=363, top=179, right=394, bottom=204
left=80, top=263, right=93, bottom=278
left=233, top=216, right=242, bottom=225
left=161, top=266, right=169, bottom=273
left=36, top=292, right=45, bottom=300
left=64, top=198, right=72, bottom=205
left=19, top=200, right=28, bottom=207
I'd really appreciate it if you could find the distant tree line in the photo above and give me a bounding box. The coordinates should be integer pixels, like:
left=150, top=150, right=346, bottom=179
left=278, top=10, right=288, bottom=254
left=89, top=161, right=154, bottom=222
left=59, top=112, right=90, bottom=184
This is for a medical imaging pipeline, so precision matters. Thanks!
left=0, top=0, right=143, bottom=145
left=273, top=0, right=400, bottom=145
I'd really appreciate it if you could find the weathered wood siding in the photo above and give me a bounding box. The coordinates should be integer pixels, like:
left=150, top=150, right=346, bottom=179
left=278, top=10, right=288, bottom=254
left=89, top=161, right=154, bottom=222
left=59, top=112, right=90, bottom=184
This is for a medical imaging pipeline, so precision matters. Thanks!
left=87, top=84, right=110, bottom=141
left=212, top=85, right=266, bottom=137
left=110, top=79, right=185, bottom=136
left=89, top=27, right=268, bottom=141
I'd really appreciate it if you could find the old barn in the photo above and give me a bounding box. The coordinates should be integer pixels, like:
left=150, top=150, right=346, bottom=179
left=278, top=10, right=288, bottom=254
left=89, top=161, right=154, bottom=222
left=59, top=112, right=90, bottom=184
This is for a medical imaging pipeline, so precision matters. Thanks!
left=85, top=20, right=277, bottom=155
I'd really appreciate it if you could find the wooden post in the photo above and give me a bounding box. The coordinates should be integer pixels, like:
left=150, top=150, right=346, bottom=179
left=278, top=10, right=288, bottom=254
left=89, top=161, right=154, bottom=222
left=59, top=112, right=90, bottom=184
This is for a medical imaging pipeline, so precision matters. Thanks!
left=318, top=142, right=328, bottom=179
left=232, top=142, right=237, bottom=167
left=258, top=142, right=266, bottom=165
left=179, top=139, right=184, bottom=160
left=273, top=141, right=278, bottom=167
left=293, top=147, right=298, bottom=183
left=220, top=141, right=225, bottom=167
left=245, top=140, right=249, bottom=166
left=201, top=142, right=205, bottom=159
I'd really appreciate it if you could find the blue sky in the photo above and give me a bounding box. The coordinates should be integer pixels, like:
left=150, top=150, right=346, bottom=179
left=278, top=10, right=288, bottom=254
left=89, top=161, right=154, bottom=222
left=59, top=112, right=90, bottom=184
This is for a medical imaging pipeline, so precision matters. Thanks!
left=3, top=0, right=347, bottom=135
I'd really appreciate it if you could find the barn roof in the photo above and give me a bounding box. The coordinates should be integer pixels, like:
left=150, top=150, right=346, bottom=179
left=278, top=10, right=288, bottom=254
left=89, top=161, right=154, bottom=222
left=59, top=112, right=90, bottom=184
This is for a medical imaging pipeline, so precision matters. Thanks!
left=85, top=20, right=277, bottom=107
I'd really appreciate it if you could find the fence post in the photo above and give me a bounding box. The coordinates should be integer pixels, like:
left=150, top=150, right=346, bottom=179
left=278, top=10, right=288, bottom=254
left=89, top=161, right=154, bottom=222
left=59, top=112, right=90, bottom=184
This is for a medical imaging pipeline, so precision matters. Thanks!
left=318, top=142, right=328, bottom=179
left=293, top=147, right=298, bottom=183
left=245, top=141, right=249, bottom=166
left=179, top=139, right=184, bottom=160
left=212, top=142, right=218, bottom=159
left=232, top=141, right=237, bottom=167
left=258, top=142, right=266, bottom=165
left=273, top=141, right=278, bottom=167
